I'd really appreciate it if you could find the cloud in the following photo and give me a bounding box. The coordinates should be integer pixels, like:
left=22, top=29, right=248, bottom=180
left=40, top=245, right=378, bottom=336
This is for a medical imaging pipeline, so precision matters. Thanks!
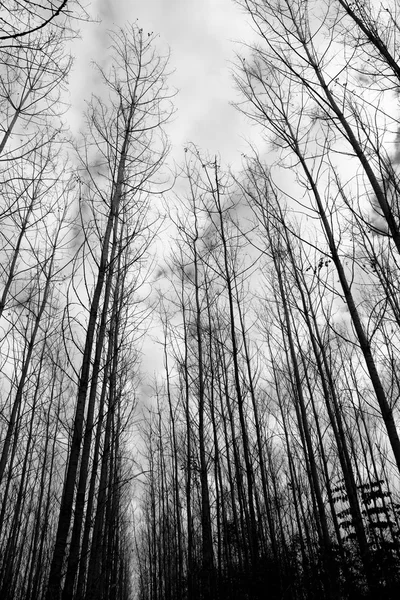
left=113, top=0, right=256, bottom=166
left=96, top=0, right=117, bottom=24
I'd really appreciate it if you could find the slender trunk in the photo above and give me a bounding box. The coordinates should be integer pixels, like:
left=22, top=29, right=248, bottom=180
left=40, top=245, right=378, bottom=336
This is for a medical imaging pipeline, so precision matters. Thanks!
left=0, top=251, right=56, bottom=486
left=273, top=254, right=339, bottom=599
left=181, top=294, right=195, bottom=600
left=192, top=231, right=215, bottom=598
left=62, top=204, right=120, bottom=600
left=233, top=273, right=279, bottom=569
left=294, top=145, right=400, bottom=478
left=26, top=370, right=60, bottom=600
left=164, top=336, right=184, bottom=598
left=45, top=114, right=131, bottom=600
left=74, top=340, right=113, bottom=600
left=213, top=170, right=258, bottom=573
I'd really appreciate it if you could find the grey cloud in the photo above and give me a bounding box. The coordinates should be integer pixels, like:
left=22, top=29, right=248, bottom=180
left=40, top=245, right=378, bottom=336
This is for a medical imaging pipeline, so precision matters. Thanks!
left=96, top=0, right=117, bottom=23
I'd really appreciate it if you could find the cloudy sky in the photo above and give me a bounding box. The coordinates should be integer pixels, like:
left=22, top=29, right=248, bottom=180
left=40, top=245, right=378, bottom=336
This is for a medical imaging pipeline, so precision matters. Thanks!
left=69, top=0, right=258, bottom=169
left=67, top=0, right=260, bottom=385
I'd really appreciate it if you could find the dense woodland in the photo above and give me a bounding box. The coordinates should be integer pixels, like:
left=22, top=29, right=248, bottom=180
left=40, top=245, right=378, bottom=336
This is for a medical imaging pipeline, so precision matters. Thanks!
left=1, top=1, right=400, bottom=599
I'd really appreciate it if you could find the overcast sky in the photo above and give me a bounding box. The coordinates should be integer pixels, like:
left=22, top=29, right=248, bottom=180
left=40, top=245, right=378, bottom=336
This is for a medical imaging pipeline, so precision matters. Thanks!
left=69, top=0, right=258, bottom=169
left=67, top=0, right=260, bottom=388
left=66, top=0, right=400, bottom=405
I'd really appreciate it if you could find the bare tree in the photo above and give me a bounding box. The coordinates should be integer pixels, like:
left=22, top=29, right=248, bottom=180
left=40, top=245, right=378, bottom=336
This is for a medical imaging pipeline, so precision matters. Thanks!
left=235, top=0, right=400, bottom=483
left=45, top=25, right=172, bottom=600
left=0, top=0, right=83, bottom=41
